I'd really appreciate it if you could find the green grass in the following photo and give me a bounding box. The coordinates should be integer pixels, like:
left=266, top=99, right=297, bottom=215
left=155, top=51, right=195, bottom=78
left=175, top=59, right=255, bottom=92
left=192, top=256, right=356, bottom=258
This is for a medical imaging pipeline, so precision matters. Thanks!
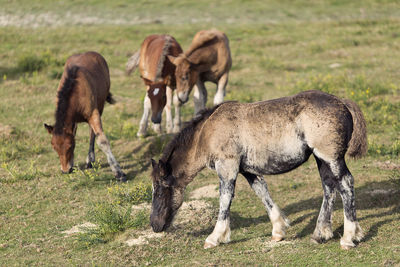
left=0, top=0, right=399, bottom=265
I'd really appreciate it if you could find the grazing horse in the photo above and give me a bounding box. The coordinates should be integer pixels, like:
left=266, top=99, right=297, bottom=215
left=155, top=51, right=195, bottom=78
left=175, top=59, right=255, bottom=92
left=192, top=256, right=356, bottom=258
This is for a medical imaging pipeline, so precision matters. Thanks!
left=126, top=34, right=183, bottom=136
left=167, top=29, right=232, bottom=115
left=44, top=51, right=126, bottom=182
left=150, top=90, right=367, bottom=250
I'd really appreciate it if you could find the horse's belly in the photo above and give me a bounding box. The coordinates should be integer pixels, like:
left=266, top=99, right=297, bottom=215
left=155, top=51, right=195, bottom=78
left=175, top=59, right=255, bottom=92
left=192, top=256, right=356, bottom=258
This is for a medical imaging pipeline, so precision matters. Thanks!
left=241, top=144, right=312, bottom=175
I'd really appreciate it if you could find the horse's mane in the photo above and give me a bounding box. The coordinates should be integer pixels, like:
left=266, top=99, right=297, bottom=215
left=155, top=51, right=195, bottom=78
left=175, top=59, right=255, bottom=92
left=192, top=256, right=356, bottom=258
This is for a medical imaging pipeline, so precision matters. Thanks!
left=54, top=66, right=79, bottom=135
left=184, top=30, right=220, bottom=57
left=161, top=103, right=224, bottom=162
left=154, top=35, right=173, bottom=81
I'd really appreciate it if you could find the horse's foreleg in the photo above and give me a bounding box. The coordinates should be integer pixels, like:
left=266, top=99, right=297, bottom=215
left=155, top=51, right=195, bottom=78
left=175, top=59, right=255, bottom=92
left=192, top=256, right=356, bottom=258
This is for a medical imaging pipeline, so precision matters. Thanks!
left=137, top=93, right=151, bottom=137
left=89, top=111, right=126, bottom=182
left=337, top=163, right=363, bottom=249
left=214, top=72, right=228, bottom=106
left=165, top=86, right=173, bottom=134
left=172, top=92, right=181, bottom=133
left=204, top=160, right=238, bottom=249
left=86, top=127, right=96, bottom=168
left=193, top=80, right=207, bottom=116
left=242, top=172, right=290, bottom=241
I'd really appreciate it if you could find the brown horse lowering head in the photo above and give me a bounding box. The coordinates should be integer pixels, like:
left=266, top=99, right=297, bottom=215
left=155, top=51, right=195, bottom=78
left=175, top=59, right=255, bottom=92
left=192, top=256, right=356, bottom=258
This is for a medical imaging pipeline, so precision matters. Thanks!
left=44, top=124, right=75, bottom=173
left=167, top=55, right=199, bottom=103
left=150, top=158, right=184, bottom=232
left=143, top=78, right=168, bottom=124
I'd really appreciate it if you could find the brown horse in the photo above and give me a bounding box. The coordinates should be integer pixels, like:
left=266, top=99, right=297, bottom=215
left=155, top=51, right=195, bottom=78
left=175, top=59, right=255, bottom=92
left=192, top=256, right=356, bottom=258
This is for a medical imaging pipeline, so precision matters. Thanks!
left=168, top=29, right=232, bottom=115
left=126, top=34, right=183, bottom=136
left=150, top=90, right=367, bottom=250
left=44, top=51, right=126, bottom=182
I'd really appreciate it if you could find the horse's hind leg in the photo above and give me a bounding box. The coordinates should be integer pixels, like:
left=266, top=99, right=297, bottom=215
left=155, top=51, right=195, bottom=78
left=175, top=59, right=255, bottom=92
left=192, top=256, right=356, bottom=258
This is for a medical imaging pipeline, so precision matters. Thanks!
left=204, top=159, right=238, bottom=249
left=312, top=157, right=337, bottom=243
left=86, top=128, right=96, bottom=168
left=336, top=161, right=363, bottom=249
left=89, top=110, right=127, bottom=182
left=214, top=72, right=228, bottom=105
left=242, top=172, right=290, bottom=241
left=314, top=157, right=363, bottom=249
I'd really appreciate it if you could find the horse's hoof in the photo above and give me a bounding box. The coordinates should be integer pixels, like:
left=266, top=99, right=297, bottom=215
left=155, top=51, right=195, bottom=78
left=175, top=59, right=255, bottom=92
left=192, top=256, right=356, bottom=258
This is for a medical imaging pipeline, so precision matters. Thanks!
left=340, top=244, right=353, bottom=250
left=271, top=236, right=284, bottom=242
left=340, top=239, right=355, bottom=250
left=116, top=172, right=127, bottom=182
left=310, top=237, right=322, bottom=244
left=203, top=241, right=217, bottom=249
left=137, top=131, right=146, bottom=137
left=86, top=162, right=93, bottom=169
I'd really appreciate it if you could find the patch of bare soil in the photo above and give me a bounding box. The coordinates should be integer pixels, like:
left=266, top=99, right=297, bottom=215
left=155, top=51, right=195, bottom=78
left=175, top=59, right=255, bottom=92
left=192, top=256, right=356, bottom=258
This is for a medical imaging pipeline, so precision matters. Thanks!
left=125, top=230, right=164, bottom=246
left=61, top=222, right=97, bottom=236
left=190, top=184, right=219, bottom=199
left=0, top=123, right=14, bottom=137
left=125, top=200, right=214, bottom=246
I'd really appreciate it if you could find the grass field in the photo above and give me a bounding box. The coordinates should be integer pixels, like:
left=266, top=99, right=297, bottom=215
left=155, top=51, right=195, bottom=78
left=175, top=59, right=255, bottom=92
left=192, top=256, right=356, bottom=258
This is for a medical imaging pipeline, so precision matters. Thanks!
left=0, top=0, right=399, bottom=265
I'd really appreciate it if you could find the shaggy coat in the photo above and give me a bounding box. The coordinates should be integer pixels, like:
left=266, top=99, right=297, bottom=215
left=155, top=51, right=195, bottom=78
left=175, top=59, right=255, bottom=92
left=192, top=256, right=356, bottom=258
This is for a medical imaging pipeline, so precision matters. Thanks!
left=168, top=29, right=232, bottom=114
left=44, top=51, right=126, bottom=181
left=126, top=34, right=183, bottom=136
left=150, top=90, right=367, bottom=250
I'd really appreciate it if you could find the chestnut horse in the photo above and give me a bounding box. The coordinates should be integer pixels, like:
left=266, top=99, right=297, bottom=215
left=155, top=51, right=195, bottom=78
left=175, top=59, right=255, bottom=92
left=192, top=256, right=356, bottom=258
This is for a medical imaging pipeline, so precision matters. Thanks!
left=150, top=90, right=367, bottom=250
left=44, top=51, right=126, bottom=182
left=168, top=29, right=232, bottom=115
left=126, top=34, right=183, bottom=136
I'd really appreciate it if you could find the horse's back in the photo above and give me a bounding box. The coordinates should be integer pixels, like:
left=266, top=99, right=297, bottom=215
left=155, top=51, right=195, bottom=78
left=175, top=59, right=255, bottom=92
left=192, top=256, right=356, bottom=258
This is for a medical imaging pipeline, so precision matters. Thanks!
left=64, top=51, right=110, bottom=91
left=200, top=90, right=353, bottom=174
left=139, top=35, right=182, bottom=82
left=62, top=51, right=111, bottom=118
left=189, top=30, right=231, bottom=82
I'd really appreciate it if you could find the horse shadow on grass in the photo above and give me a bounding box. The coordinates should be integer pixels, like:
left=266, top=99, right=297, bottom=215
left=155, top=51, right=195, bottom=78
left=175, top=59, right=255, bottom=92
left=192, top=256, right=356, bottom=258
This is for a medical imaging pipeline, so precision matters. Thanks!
left=285, top=180, right=400, bottom=242
left=75, top=133, right=174, bottom=183
left=187, top=180, right=399, bottom=244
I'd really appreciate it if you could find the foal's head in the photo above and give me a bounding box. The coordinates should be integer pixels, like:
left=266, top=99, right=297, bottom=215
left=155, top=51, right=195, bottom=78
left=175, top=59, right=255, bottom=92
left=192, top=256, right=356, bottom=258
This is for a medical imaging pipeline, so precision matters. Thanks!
left=44, top=124, right=75, bottom=174
left=167, top=55, right=199, bottom=104
left=150, top=158, right=184, bottom=232
left=143, top=78, right=167, bottom=124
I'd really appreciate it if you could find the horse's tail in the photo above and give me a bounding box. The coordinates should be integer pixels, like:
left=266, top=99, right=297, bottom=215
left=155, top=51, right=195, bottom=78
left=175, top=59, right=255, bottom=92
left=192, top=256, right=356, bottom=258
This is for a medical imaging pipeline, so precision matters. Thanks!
left=342, top=98, right=368, bottom=158
left=126, top=50, right=140, bottom=75
left=106, top=93, right=116, bottom=104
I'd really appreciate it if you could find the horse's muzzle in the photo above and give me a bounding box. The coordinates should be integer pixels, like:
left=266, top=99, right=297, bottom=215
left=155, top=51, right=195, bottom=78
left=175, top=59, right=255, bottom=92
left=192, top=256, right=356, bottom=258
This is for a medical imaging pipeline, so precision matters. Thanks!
left=61, top=168, right=73, bottom=174
left=177, top=92, right=189, bottom=104
left=151, top=222, right=165, bottom=233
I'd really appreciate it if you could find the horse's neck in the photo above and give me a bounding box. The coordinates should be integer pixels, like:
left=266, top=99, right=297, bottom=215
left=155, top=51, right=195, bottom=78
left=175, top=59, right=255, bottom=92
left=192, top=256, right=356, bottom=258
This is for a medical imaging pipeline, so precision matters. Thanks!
left=55, top=110, right=76, bottom=135
left=187, top=47, right=212, bottom=67
left=170, top=134, right=206, bottom=187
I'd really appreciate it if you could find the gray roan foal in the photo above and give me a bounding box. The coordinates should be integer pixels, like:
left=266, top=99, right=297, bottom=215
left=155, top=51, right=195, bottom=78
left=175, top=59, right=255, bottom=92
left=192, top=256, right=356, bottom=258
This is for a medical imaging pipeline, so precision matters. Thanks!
left=150, top=90, right=367, bottom=250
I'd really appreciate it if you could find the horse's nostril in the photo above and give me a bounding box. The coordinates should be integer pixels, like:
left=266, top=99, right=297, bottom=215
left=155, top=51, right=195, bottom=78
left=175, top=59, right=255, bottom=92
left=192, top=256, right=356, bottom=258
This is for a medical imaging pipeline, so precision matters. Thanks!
left=151, top=117, right=162, bottom=124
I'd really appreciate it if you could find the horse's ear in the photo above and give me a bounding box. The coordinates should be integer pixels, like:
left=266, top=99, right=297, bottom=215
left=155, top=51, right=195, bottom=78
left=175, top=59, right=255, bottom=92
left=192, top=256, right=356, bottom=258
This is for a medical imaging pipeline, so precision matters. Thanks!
left=151, top=158, right=157, bottom=168
left=167, top=55, right=178, bottom=66
left=44, top=123, right=54, bottom=134
left=142, top=77, right=152, bottom=86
